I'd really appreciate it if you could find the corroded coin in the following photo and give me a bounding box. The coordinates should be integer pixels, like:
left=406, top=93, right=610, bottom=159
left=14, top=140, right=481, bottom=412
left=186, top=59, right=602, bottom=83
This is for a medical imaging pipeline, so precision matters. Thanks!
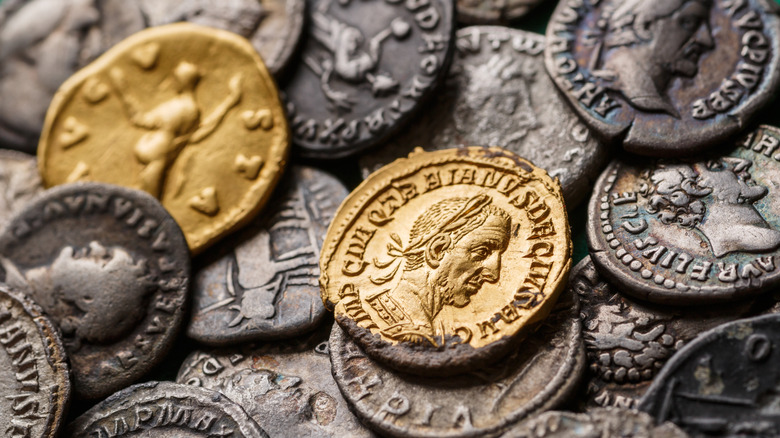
left=458, top=0, right=545, bottom=24
left=188, top=166, right=348, bottom=345
left=0, top=150, right=42, bottom=230
left=38, top=23, right=289, bottom=254
left=177, top=323, right=374, bottom=437
left=639, top=314, right=780, bottom=436
left=588, top=125, right=780, bottom=305
left=360, top=27, right=608, bottom=209
left=284, top=0, right=455, bottom=158
left=329, top=288, right=585, bottom=438
left=65, top=381, right=268, bottom=437
left=0, top=0, right=145, bottom=153
left=0, top=182, right=190, bottom=400
left=0, top=284, right=70, bottom=438
left=322, top=147, right=571, bottom=374
left=545, top=0, right=780, bottom=156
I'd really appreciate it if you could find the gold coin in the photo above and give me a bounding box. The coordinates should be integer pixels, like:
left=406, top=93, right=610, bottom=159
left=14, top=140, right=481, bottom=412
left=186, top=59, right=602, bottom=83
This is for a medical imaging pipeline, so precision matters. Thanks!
left=38, top=23, right=289, bottom=254
left=320, top=147, right=572, bottom=374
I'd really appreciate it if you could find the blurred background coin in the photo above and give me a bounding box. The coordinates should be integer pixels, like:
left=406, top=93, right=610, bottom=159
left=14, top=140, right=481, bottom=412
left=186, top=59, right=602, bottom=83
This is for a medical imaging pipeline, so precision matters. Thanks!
left=0, top=149, right=42, bottom=230
left=457, top=0, right=546, bottom=24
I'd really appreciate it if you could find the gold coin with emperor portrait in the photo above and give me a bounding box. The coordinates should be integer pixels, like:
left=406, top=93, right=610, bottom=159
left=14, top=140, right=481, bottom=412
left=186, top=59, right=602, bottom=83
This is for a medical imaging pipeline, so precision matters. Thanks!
left=320, top=147, right=572, bottom=375
left=38, top=23, right=289, bottom=254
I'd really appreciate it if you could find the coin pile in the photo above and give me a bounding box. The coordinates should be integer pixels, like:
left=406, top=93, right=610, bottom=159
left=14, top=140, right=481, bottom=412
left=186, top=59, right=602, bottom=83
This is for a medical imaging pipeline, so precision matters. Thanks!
left=2, top=0, right=780, bottom=437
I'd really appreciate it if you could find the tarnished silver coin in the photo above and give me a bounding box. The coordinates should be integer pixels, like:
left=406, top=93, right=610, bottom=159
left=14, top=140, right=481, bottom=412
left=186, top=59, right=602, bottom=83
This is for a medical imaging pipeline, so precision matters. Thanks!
left=177, top=323, right=375, bottom=437
left=139, top=0, right=305, bottom=77
left=359, top=27, right=607, bottom=209
left=639, top=314, right=780, bottom=436
left=0, top=182, right=190, bottom=400
left=0, top=150, right=42, bottom=230
left=588, top=125, right=780, bottom=305
left=329, top=288, right=584, bottom=438
left=0, top=0, right=145, bottom=153
left=545, top=0, right=780, bottom=156
left=457, top=0, right=545, bottom=24
left=500, top=408, right=688, bottom=438
left=65, top=381, right=268, bottom=437
left=0, top=283, right=70, bottom=438
left=284, top=0, right=455, bottom=158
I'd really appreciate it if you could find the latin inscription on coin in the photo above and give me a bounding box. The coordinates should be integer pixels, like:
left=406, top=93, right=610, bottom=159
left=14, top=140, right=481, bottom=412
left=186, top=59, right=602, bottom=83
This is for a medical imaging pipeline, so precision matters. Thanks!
left=457, top=0, right=545, bottom=24
left=322, top=147, right=571, bottom=374
left=0, top=150, right=42, bottom=230
left=588, top=126, right=780, bottom=304
left=545, top=0, right=780, bottom=156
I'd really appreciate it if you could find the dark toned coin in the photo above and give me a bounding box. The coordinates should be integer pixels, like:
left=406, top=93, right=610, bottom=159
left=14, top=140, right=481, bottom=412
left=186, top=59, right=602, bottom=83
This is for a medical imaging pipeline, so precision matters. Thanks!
left=329, top=289, right=584, bottom=438
left=284, top=0, right=455, bottom=158
left=0, top=150, right=42, bottom=230
left=65, top=381, right=268, bottom=437
left=188, top=166, right=348, bottom=345
left=639, top=314, right=780, bottom=436
left=0, top=283, right=70, bottom=438
left=457, top=0, right=546, bottom=24
left=545, top=0, right=780, bottom=156
left=360, top=26, right=608, bottom=209
left=178, top=322, right=375, bottom=437
left=588, top=125, right=780, bottom=305
left=0, top=182, right=190, bottom=399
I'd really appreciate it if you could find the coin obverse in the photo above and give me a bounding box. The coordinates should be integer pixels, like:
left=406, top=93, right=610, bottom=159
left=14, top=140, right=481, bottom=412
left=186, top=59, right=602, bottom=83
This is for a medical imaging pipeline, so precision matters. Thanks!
left=322, top=147, right=571, bottom=375
left=588, top=125, right=780, bottom=305
left=284, top=0, right=455, bottom=158
left=360, top=27, right=608, bottom=210
left=545, top=0, right=780, bottom=156
left=329, top=288, right=585, bottom=438
left=65, top=381, right=268, bottom=437
left=188, top=166, right=348, bottom=345
left=0, top=284, right=70, bottom=438
left=457, top=0, right=545, bottom=24
left=0, top=182, right=190, bottom=400
left=639, top=313, right=780, bottom=436
left=0, top=150, right=43, bottom=231
left=177, top=323, right=375, bottom=437
left=38, top=23, right=290, bottom=254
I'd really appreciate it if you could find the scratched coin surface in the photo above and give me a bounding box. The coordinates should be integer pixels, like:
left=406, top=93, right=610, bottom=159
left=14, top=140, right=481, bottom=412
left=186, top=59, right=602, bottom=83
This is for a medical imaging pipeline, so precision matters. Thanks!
left=329, top=288, right=584, bottom=438
left=187, top=166, right=348, bottom=345
left=139, top=0, right=305, bottom=77
left=322, top=147, right=571, bottom=374
left=588, top=125, right=780, bottom=305
left=639, top=314, right=780, bottom=436
left=0, top=150, right=43, bottom=230
left=38, top=23, right=289, bottom=254
left=0, top=284, right=70, bottom=438
left=0, top=0, right=146, bottom=153
left=284, top=0, right=454, bottom=158
left=457, top=0, right=545, bottom=24
left=178, top=322, right=374, bottom=437
left=360, top=27, right=608, bottom=209
left=65, top=381, right=268, bottom=437
left=545, top=0, right=780, bottom=156
left=0, top=182, right=190, bottom=400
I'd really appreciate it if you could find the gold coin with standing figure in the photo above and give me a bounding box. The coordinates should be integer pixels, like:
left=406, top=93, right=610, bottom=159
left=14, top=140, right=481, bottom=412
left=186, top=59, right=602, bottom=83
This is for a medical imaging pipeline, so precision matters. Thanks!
left=320, top=147, right=572, bottom=374
left=38, top=23, right=289, bottom=253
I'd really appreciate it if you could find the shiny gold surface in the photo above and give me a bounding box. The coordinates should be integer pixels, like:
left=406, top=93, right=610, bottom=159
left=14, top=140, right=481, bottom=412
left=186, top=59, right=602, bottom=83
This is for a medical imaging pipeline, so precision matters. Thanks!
left=38, top=23, right=289, bottom=253
left=321, top=147, right=572, bottom=350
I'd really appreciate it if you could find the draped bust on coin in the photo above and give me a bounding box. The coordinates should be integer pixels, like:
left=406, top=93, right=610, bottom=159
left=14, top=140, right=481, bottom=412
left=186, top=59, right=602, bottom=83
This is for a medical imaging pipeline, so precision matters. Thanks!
left=321, top=147, right=571, bottom=374
left=38, top=23, right=289, bottom=253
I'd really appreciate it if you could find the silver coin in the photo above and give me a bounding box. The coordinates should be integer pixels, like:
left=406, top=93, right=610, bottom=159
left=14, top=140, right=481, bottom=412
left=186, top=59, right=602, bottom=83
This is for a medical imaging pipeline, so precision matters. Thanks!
left=0, top=150, right=43, bottom=230
left=588, top=125, right=780, bottom=305
left=65, top=381, right=268, bottom=437
left=177, top=323, right=375, bottom=437
left=329, top=288, right=585, bottom=438
left=359, top=26, right=607, bottom=210
left=139, top=0, right=305, bottom=77
left=0, top=182, right=190, bottom=400
left=457, top=0, right=546, bottom=24
left=187, top=166, right=348, bottom=345
left=0, top=0, right=146, bottom=153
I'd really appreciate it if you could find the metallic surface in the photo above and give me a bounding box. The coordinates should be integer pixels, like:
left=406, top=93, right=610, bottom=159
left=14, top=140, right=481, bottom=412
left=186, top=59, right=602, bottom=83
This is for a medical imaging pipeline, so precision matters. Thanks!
left=322, top=147, right=571, bottom=374
left=177, top=322, right=375, bottom=437
left=545, top=0, right=780, bottom=156
left=187, top=166, right=348, bottom=345
left=65, top=381, right=268, bottom=437
left=588, top=126, right=780, bottom=304
left=329, top=288, right=585, bottom=438
left=457, top=0, right=545, bottom=24
left=284, top=0, right=455, bottom=158
left=0, top=182, right=190, bottom=400
left=38, top=23, right=290, bottom=254
left=0, top=150, right=42, bottom=230
left=360, top=27, right=608, bottom=210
